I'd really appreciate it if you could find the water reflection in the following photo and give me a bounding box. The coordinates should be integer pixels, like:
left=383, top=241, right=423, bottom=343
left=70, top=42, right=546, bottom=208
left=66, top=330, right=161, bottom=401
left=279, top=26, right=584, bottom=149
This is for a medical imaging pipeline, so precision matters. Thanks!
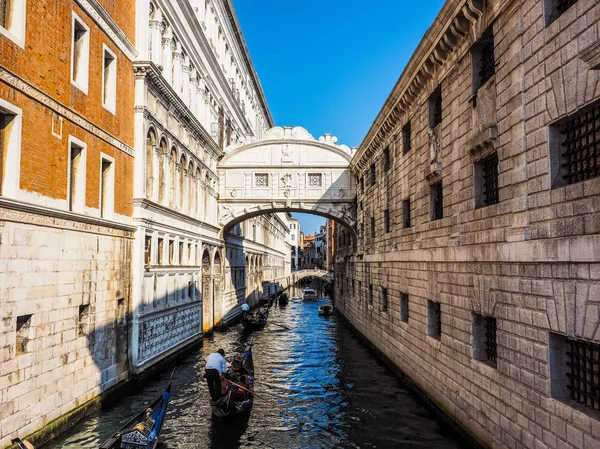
left=51, top=286, right=468, bottom=449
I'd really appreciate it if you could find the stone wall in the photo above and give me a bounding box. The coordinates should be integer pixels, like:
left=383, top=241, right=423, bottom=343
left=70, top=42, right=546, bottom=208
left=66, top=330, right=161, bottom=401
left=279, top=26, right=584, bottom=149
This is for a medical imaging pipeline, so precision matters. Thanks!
left=0, top=208, right=132, bottom=448
left=339, top=0, right=600, bottom=448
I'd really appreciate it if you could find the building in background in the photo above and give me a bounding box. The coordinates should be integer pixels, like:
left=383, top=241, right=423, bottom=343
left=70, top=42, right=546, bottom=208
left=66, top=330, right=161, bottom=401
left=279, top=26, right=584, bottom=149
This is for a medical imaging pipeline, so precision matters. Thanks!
left=288, top=215, right=300, bottom=270
left=326, top=219, right=335, bottom=271
left=315, top=225, right=326, bottom=269
left=0, top=1, right=136, bottom=446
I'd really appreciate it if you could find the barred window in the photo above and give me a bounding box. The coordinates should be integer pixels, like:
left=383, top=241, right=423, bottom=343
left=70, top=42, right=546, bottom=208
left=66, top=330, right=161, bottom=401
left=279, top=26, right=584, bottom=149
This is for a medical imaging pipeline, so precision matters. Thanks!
left=369, top=284, right=373, bottom=304
left=545, top=0, right=579, bottom=26
left=381, top=288, right=388, bottom=312
left=358, top=281, right=362, bottom=302
left=475, top=152, right=499, bottom=208
left=370, top=216, right=375, bottom=238
left=360, top=176, right=365, bottom=192
left=384, top=209, right=390, bottom=233
left=384, top=147, right=391, bottom=172
left=427, top=301, right=441, bottom=340
left=472, top=313, right=497, bottom=368
left=400, top=293, right=409, bottom=322
left=402, top=122, right=411, bottom=155
left=430, top=181, right=443, bottom=221
left=550, top=102, right=600, bottom=188
left=255, top=173, right=269, bottom=187
left=308, top=173, right=322, bottom=187
left=370, top=163, right=376, bottom=186
left=472, top=29, right=495, bottom=93
left=550, top=333, right=600, bottom=412
left=402, top=199, right=411, bottom=228
left=429, top=86, right=442, bottom=129
left=144, top=235, right=152, bottom=265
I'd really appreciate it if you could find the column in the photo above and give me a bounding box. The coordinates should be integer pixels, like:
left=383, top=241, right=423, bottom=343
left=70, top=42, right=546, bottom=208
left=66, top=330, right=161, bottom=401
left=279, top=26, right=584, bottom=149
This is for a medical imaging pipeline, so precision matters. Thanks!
left=172, top=42, right=183, bottom=95
left=182, top=56, right=191, bottom=106
left=161, top=26, right=173, bottom=84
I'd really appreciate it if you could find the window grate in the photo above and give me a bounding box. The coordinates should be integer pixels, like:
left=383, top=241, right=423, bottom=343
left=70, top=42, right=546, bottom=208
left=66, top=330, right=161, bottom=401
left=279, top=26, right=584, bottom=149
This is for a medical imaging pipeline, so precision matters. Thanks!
left=566, top=339, right=600, bottom=411
left=560, top=104, right=600, bottom=185
left=382, top=288, right=388, bottom=312
left=402, top=199, right=411, bottom=228
left=370, top=164, right=376, bottom=185
left=370, top=216, right=375, bottom=238
left=384, top=209, right=390, bottom=233
left=384, top=147, right=391, bottom=172
left=430, top=87, right=442, bottom=129
left=484, top=316, right=497, bottom=365
left=431, top=182, right=443, bottom=221
left=482, top=152, right=500, bottom=206
left=255, top=173, right=269, bottom=187
left=479, top=39, right=495, bottom=88
left=308, top=173, right=322, bottom=187
left=400, top=293, right=409, bottom=322
left=403, top=122, right=411, bottom=155
left=428, top=301, right=441, bottom=339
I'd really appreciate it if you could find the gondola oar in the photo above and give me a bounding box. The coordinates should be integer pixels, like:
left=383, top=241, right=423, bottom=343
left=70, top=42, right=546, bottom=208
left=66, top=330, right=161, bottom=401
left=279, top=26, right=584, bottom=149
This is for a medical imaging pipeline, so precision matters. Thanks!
left=11, top=439, right=34, bottom=449
left=269, top=322, right=291, bottom=330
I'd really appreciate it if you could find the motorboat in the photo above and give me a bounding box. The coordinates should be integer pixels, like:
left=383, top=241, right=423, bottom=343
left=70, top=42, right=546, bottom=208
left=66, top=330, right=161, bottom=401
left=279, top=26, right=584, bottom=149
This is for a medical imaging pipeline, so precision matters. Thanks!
left=318, top=304, right=334, bottom=317
left=303, top=288, right=318, bottom=301
left=244, top=306, right=269, bottom=330
left=99, top=371, right=173, bottom=449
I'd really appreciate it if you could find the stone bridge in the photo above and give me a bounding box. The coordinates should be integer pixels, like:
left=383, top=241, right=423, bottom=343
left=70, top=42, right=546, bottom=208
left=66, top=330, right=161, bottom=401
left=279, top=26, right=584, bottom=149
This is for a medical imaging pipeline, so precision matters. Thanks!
left=291, top=269, right=333, bottom=284
left=218, top=126, right=357, bottom=238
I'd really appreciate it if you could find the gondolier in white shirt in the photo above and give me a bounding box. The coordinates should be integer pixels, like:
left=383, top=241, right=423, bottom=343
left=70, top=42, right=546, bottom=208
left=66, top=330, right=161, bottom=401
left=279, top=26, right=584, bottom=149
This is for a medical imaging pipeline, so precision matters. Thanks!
left=205, top=349, right=227, bottom=402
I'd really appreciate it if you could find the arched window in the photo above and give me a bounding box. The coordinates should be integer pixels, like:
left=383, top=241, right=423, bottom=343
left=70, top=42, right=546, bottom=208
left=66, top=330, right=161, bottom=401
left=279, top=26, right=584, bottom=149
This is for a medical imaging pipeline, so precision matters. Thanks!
left=158, top=138, right=167, bottom=204
left=146, top=129, right=156, bottom=200
left=196, top=167, right=202, bottom=219
left=204, top=174, right=210, bottom=221
left=179, top=153, right=186, bottom=211
left=187, top=160, right=194, bottom=215
left=170, top=147, right=177, bottom=207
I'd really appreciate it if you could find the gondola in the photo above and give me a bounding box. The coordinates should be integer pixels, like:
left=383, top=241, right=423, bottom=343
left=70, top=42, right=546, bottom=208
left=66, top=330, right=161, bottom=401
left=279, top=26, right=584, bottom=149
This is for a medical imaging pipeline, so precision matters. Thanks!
left=99, top=371, right=173, bottom=449
left=211, top=348, right=254, bottom=419
left=277, top=293, right=289, bottom=306
left=243, top=305, right=269, bottom=330
left=318, top=304, right=334, bottom=317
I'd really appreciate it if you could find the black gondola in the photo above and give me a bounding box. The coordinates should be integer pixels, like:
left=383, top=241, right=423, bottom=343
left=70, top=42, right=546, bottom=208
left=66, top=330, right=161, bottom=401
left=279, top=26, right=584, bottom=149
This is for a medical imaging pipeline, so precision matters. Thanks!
left=277, top=293, right=289, bottom=306
left=99, top=371, right=173, bottom=449
left=243, top=305, right=269, bottom=330
left=211, top=347, right=254, bottom=419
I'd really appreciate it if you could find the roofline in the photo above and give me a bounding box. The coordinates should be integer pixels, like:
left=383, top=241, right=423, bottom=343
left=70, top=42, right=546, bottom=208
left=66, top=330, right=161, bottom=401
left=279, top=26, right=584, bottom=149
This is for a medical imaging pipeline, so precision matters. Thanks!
left=222, top=0, right=274, bottom=129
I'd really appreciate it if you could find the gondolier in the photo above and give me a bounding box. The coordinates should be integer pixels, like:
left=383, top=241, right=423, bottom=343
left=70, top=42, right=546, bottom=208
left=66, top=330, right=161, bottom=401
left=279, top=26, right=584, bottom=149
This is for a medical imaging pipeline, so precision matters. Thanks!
left=205, top=349, right=227, bottom=401
left=241, top=302, right=249, bottom=320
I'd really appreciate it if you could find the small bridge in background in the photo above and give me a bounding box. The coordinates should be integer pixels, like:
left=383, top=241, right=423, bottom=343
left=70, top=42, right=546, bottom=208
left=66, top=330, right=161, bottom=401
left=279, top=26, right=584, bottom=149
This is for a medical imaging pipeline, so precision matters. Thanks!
left=291, top=269, right=333, bottom=284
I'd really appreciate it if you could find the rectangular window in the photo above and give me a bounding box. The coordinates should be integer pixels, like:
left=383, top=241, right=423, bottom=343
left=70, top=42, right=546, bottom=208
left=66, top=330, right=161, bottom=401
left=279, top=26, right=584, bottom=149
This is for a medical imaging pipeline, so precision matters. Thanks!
left=370, top=163, right=376, bottom=186
left=472, top=29, right=495, bottom=93
left=252, top=224, right=256, bottom=241
left=188, top=243, right=192, bottom=264
left=429, top=85, right=442, bottom=129
left=308, top=173, right=323, bottom=187
left=157, top=237, right=164, bottom=265
left=430, top=181, right=443, bottom=221
left=100, top=157, right=114, bottom=218
left=188, top=280, right=194, bottom=298
left=400, top=292, right=409, bottom=322
left=102, top=45, right=117, bottom=113
left=550, top=101, right=600, bottom=188
left=255, top=173, right=269, bottom=187
left=427, top=300, right=441, bottom=340
left=369, top=284, right=373, bottom=305
left=360, top=176, right=364, bottom=192
left=179, top=241, right=184, bottom=265
left=475, top=152, right=499, bottom=208
left=71, top=13, right=90, bottom=94
left=402, top=199, right=411, bottom=228
left=472, top=313, right=497, bottom=367
left=545, top=0, right=579, bottom=26
left=78, top=304, right=90, bottom=337
left=549, top=333, right=600, bottom=411
left=144, top=235, right=152, bottom=265
left=384, top=147, right=391, bottom=172
left=402, top=122, right=411, bottom=155
left=381, top=288, right=388, bottom=312
left=68, top=138, right=86, bottom=213
left=358, top=281, right=362, bottom=302
left=16, top=314, right=32, bottom=355
left=384, top=209, right=390, bottom=233
left=169, top=239, right=175, bottom=264
left=0, top=0, right=26, bottom=47
left=370, top=216, right=375, bottom=238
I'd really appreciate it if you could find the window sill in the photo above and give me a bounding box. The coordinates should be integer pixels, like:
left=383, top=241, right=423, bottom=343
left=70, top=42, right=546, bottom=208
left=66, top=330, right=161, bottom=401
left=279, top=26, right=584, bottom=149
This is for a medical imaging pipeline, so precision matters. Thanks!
left=0, top=26, right=25, bottom=48
left=71, top=79, right=89, bottom=95
left=102, top=102, right=116, bottom=115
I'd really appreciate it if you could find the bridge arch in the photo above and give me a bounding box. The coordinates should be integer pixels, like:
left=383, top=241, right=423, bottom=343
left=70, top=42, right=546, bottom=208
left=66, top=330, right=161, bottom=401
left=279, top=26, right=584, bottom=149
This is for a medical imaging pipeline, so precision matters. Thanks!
left=218, top=126, right=358, bottom=239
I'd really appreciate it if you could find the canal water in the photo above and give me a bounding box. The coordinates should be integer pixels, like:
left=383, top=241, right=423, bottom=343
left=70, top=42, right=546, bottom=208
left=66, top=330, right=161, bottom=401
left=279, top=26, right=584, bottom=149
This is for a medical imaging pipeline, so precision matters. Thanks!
left=50, top=289, right=469, bottom=448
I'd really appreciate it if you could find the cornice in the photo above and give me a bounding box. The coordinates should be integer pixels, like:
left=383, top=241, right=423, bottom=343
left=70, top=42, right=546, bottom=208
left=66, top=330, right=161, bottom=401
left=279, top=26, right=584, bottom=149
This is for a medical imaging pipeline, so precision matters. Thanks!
left=75, top=0, right=137, bottom=61
left=0, top=66, right=134, bottom=156
left=351, top=0, right=485, bottom=172
left=135, top=61, right=223, bottom=160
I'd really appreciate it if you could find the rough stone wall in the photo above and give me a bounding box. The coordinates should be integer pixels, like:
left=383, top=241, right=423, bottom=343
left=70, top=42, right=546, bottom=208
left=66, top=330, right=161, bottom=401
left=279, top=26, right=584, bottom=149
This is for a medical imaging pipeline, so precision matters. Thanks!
left=339, top=1, right=600, bottom=448
left=0, top=212, right=132, bottom=448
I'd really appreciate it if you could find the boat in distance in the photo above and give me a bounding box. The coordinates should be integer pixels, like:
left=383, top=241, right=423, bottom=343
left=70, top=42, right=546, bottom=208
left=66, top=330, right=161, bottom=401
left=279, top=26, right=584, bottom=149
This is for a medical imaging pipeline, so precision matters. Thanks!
left=303, top=288, right=318, bottom=301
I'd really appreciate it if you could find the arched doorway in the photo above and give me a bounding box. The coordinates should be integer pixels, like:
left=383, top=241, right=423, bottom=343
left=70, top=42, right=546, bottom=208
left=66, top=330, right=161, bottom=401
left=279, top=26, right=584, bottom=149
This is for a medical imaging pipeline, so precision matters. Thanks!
left=201, top=249, right=212, bottom=332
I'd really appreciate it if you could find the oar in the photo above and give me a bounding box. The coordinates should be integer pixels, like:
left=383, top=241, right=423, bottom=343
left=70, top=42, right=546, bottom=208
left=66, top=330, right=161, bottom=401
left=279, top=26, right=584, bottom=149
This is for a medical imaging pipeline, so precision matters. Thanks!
left=269, top=322, right=291, bottom=330
left=12, top=439, right=34, bottom=449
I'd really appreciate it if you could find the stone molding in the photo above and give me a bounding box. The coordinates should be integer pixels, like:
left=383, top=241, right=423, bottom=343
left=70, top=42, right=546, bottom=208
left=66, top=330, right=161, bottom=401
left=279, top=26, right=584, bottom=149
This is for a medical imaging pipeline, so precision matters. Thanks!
left=0, top=197, right=135, bottom=237
left=74, top=0, right=137, bottom=61
left=0, top=66, right=135, bottom=157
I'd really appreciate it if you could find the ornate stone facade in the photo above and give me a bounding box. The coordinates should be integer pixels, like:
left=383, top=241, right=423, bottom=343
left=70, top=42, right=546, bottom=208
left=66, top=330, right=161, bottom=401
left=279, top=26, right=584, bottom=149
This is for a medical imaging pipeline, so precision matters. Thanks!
left=338, top=1, right=600, bottom=448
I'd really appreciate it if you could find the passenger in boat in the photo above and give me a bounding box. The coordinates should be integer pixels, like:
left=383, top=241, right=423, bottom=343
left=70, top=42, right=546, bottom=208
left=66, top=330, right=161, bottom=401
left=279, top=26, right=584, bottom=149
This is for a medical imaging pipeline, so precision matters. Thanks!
left=241, top=302, right=249, bottom=320
left=205, top=349, right=227, bottom=401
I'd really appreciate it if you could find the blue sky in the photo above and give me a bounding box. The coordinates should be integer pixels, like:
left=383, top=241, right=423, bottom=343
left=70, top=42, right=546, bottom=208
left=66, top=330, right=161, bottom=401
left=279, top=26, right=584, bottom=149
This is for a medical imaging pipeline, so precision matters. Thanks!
left=233, top=0, right=445, bottom=234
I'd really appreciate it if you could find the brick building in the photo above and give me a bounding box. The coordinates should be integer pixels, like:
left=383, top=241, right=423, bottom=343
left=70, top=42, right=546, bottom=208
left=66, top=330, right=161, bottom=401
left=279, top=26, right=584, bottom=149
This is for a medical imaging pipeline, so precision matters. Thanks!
left=0, top=0, right=136, bottom=446
left=337, top=0, right=600, bottom=448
